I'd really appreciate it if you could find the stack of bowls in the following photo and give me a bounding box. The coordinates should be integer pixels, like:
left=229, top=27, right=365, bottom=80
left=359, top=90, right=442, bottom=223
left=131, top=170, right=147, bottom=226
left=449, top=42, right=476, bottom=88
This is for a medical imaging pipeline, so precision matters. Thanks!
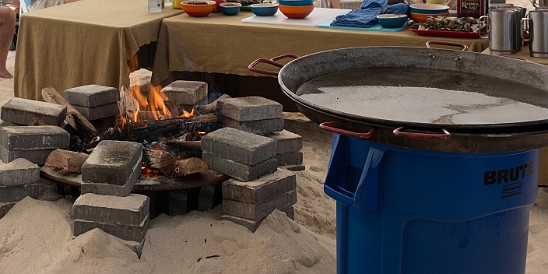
left=278, top=0, right=315, bottom=19
left=409, top=3, right=449, bottom=22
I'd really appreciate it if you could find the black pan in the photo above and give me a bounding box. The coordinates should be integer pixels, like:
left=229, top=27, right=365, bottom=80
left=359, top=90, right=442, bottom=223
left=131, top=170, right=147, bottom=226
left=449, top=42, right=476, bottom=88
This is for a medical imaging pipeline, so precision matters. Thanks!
left=249, top=46, right=548, bottom=152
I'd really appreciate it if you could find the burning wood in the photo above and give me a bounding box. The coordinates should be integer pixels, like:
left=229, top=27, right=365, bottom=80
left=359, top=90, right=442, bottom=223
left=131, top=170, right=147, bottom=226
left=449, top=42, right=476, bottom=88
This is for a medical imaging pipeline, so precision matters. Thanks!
left=174, top=158, right=209, bottom=177
left=195, top=94, right=231, bottom=114
left=44, top=148, right=89, bottom=174
left=143, top=149, right=177, bottom=176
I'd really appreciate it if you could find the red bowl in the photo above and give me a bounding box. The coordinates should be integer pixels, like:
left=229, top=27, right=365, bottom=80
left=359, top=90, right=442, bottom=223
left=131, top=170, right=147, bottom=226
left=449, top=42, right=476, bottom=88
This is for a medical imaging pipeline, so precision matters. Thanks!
left=279, top=4, right=314, bottom=19
left=181, top=1, right=216, bottom=17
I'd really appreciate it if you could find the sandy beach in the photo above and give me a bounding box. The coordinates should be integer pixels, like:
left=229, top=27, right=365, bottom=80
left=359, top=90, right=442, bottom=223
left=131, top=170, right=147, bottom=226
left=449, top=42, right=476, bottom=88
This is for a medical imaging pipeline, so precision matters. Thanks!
left=2, top=11, right=548, bottom=271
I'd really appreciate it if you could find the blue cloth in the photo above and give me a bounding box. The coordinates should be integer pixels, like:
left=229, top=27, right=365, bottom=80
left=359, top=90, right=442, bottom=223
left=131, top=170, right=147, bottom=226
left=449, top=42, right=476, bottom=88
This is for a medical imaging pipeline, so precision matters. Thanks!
left=330, top=0, right=410, bottom=28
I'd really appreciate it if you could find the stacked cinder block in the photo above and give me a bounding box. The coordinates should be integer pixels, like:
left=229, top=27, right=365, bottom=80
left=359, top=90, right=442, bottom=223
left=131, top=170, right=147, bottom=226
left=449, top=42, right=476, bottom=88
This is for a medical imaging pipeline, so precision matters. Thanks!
left=0, top=158, right=40, bottom=218
left=1, top=97, right=67, bottom=126
left=161, top=80, right=208, bottom=109
left=129, top=69, right=152, bottom=94
left=201, top=127, right=278, bottom=181
left=0, top=126, right=70, bottom=165
left=220, top=168, right=297, bottom=232
left=75, top=140, right=149, bottom=246
left=265, top=130, right=304, bottom=170
left=217, top=96, right=284, bottom=134
left=63, top=85, right=120, bottom=121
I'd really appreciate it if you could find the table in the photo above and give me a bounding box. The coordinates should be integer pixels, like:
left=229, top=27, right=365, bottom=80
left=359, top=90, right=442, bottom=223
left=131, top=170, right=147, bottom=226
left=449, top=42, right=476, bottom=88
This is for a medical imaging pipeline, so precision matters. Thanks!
left=151, top=12, right=489, bottom=86
left=14, top=0, right=183, bottom=101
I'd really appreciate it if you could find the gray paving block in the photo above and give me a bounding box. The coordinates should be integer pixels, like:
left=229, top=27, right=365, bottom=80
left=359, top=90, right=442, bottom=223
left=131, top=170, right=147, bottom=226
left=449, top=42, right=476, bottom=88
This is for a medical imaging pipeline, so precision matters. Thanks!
left=0, top=126, right=70, bottom=150
left=222, top=190, right=297, bottom=221
left=265, top=130, right=303, bottom=155
left=0, top=146, right=54, bottom=165
left=0, top=97, right=67, bottom=126
left=217, top=96, right=283, bottom=122
left=220, top=115, right=284, bottom=134
left=0, top=183, right=39, bottom=203
left=81, top=140, right=142, bottom=185
left=73, top=103, right=119, bottom=121
left=201, top=127, right=276, bottom=165
left=222, top=168, right=296, bottom=204
left=219, top=206, right=294, bottom=232
left=63, top=85, right=120, bottom=107
left=283, top=165, right=306, bottom=172
left=0, top=202, right=15, bottom=219
left=168, top=190, right=188, bottom=216
left=80, top=159, right=140, bottom=197
left=0, top=158, right=40, bottom=186
left=202, top=152, right=277, bottom=182
left=277, top=151, right=304, bottom=166
left=129, top=69, right=152, bottom=95
left=0, top=120, right=16, bottom=127
left=161, top=80, right=207, bottom=105
left=73, top=216, right=149, bottom=242
left=73, top=193, right=149, bottom=226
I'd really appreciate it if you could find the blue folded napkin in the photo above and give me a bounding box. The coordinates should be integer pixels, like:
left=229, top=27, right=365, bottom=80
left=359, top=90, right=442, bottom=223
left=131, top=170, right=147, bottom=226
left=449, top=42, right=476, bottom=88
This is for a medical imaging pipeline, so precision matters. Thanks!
left=331, top=0, right=410, bottom=28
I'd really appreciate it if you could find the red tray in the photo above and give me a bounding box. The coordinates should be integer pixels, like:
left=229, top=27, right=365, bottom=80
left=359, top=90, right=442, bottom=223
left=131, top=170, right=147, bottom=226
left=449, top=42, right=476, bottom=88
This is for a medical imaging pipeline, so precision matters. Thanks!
left=409, top=28, right=484, bottom=39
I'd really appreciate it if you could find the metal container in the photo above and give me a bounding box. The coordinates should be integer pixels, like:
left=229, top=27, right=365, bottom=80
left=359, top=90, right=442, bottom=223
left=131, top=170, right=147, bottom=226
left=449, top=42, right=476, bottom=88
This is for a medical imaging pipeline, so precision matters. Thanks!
left=527, top=9, right=548, bottom=57
left=531, top=0, right=548, bottom=8
left=480, top=8, right=521, bottom=54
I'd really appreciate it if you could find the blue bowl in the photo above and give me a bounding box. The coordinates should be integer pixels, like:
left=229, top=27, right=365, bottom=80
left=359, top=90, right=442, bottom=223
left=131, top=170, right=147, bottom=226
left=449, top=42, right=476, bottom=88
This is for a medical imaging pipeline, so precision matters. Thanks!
left=220, top=2, right=242, bottom=15
left=277, top=0, right=314, bottom=6
left=409, top=3, right=449, bottom=14
left=376, top=14, right=408, bottom=28
left=251, top=3, right=278, bottom=16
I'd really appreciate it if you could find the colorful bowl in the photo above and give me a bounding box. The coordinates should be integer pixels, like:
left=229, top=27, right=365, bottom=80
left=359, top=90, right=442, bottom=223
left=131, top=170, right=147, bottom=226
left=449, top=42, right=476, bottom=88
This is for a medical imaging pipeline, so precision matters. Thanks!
left=376, top=14, right=408, bottom=28
left=220, top=2, right=242, bottom=15
left=409, top=3, right=450, bottom=14
left=279, top=4, right=314, bottom=19
left=251, top=3, right=279, bottom=16
left=409, top=12, right=449, bottom=22
left=181, top=1, right=216, bottom=17
left=277, top=0, right=314, bottom=6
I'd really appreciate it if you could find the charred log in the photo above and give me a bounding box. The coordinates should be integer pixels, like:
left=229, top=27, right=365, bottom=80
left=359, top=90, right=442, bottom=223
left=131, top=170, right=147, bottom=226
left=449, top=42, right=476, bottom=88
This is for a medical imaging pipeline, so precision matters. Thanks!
left=174, top=158, right=209, bottom=177
left=143, top=149, right=177, bottom=176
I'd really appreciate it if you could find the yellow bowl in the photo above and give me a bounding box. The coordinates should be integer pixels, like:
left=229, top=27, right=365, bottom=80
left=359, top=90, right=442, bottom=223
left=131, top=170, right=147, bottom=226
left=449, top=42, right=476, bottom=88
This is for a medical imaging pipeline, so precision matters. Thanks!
left=181, top=1, right=216, bottom=17
left=409, top=12, right=449, bottom=23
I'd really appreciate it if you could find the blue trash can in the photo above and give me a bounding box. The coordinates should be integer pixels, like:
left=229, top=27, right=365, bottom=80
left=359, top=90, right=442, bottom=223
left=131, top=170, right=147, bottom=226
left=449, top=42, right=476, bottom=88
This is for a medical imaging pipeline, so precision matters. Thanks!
left=324, top=133, right=538, bottom=274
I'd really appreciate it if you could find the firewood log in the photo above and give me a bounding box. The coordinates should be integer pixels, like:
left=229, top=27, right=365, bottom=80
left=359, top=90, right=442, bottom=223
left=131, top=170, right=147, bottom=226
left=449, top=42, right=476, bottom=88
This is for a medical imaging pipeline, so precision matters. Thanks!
left=195, top=94, right=231, bottom=114
left=174, top=158, right=209, bottom=177
left=44, top=148, right=89, bottom=174
left=41, top=87, right=97, bottom=142
left=144, top=149, right=176, bottom=176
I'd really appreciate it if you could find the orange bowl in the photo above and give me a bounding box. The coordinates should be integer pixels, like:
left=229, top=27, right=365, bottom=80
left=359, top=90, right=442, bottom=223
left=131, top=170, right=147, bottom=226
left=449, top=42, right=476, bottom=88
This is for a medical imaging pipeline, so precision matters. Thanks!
left=181, top=1, right=216, bottom=17
left=409, top=12, right=449, bottom=22
left=279, top=4, right=314, bottom=19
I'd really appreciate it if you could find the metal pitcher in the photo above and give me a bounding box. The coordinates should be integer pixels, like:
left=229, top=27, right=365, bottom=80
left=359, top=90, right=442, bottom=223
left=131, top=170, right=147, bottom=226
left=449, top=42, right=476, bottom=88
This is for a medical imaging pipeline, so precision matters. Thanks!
left=530, top=0, right=548, bottom=8
left=480, top=7, right=522, bottom=54
left=524, top=9, right=548, bottom=57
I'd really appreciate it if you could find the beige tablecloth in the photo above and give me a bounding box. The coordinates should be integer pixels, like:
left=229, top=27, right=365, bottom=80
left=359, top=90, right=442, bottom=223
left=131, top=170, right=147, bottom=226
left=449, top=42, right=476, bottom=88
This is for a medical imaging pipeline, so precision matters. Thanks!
left=14, top=0, right=183, bottom=100
left=151, top=12, right=489, bottom=85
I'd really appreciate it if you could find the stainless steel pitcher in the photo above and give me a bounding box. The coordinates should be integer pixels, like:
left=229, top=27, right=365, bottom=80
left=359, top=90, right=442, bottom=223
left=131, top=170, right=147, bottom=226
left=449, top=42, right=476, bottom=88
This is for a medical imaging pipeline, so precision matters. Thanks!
left=480, top=8, right=521, bottom=54
left=530, top=0, right=548, bottom=8
left=525, top=9, right=548, bottom=57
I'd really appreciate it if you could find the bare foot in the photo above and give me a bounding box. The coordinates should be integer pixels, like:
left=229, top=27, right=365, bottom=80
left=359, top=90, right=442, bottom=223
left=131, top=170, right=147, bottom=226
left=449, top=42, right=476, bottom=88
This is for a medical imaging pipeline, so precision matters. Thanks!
left=0, top=69, right=13, bottom=79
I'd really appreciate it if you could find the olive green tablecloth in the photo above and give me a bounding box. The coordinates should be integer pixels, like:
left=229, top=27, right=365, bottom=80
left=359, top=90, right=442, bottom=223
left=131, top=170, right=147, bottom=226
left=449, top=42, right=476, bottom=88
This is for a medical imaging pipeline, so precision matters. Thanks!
left=14, top=0, right=183, bottom=100
left=151, top=12, right=489, bottom=85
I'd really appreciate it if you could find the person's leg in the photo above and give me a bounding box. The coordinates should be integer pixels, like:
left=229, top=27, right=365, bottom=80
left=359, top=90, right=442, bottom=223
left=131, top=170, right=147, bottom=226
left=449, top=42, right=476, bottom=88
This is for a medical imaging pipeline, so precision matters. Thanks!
left=0, top=6, right=16, bottom=79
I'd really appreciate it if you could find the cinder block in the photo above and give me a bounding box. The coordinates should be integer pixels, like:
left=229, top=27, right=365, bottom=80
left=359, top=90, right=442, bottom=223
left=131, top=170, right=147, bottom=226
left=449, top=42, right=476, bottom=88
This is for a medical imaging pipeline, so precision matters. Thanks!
left=73, top=103, right=119, bottom=121
left=202, top=152, right=277, bottom=182
left=73, top=216, right=149, bottom=242
left=220, top=207, right=295, bottom=232
left=0, top=202, right=15, bottom=219
left=81, top=140, right=142, bottom=185
left=0, top=97, right=67, bottom=126
left=277, top=151, right=304, bottom=166
left=222, top=168, right=296, bottom=204
left=73, top=193, right=149, bottom=226
left=217, top=96, right=283, bottom=122
left=161, top=80, right=207, bottom=105
left=0, top=183, right=39, bottom=203
left=0, top=146, right=54, bottom=165
left=0, top=120, right=16, bottom=127
left=265, top=130, right=303, bottom=155
left=201, top=127, right=276, bottom=165
left=0, top=158, right=40, bottom=186
left=283, top=165, right=306, bottom=172
left=80, top=159, right=140, bottom=197
left=0, top=126, right=70, bottom=150
left=63, top=85, right=120, bottom=107
left=129, top=69, right=152, bottom=94
left=220, top=115, right=284, bottom=134
left=222, top=190, right=297, bottom=220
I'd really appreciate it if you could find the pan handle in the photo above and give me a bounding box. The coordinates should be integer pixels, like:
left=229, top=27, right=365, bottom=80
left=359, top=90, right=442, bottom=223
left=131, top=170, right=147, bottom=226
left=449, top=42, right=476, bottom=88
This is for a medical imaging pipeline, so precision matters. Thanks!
left=426, top=41, right=469, bottom=52
left=319, top=122, right=376, bottom=139
left=248, top=54, right=300, bottom=76
left=393, top=127, right=451, bottom=140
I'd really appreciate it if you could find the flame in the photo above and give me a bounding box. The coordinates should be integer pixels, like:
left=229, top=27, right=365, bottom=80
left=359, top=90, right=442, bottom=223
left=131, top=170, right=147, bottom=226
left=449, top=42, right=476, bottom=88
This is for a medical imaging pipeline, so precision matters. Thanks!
left=141, top=166, right=160, bottom=177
